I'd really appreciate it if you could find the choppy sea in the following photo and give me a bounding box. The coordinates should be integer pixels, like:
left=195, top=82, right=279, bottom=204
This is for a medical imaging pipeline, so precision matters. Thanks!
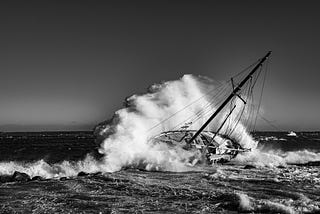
left=0, top=131, right=319, bottom=213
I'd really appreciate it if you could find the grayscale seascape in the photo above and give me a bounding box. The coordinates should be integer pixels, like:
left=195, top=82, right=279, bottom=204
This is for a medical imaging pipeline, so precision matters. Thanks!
left=1, top=132, right=319, bottom=213
left=2, top=1, right=320, bottom=213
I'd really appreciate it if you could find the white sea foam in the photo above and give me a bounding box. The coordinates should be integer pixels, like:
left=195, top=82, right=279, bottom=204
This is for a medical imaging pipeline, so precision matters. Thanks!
left=259, top=136, right=287, bottom=141
left=262, top=201, right=296, bottom=214
left=283, top=150, right=320, bottom=164
left=0, top=155, right=101, bottom=178
left=234, top=148, right=320, bottom=167
left=96, top=75, right=257, bottom=172
left=236, top=192, right=253, bottom=211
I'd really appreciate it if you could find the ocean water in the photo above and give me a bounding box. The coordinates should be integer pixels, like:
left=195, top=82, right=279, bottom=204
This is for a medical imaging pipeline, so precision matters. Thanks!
left=0, top=131, right=320, bottom=213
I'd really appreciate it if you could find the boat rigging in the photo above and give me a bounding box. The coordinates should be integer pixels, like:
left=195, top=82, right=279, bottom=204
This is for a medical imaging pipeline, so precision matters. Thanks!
left=150, top=51, right=272, bottom=164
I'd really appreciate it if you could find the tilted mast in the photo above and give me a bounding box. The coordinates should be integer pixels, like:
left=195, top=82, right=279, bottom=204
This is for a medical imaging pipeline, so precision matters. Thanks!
left=188, top=51, right=271, bottom=143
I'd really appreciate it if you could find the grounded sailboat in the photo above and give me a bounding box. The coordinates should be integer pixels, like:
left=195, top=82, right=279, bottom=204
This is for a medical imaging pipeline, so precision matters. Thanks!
left=149, top=51, right=271, bottom=164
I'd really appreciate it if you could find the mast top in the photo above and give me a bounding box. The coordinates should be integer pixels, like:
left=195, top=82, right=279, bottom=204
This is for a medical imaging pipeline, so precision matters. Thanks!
left=188, top=51, right=271, bottom=143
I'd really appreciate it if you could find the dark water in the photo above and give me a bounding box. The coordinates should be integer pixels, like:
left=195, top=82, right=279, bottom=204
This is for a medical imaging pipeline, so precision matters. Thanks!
left=254, top=131, right=320, bottom=152
left=0, top=131, right=320, bottom=213
left=0, top=132, right=98, bottom=163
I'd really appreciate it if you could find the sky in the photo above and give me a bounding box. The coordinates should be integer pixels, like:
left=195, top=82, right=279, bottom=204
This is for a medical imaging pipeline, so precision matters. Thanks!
left=1, top=0, right=320, bottom=131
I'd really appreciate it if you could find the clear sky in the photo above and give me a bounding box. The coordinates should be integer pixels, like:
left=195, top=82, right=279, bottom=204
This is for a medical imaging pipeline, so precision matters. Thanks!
left=1, top=1, right=320, bottom=131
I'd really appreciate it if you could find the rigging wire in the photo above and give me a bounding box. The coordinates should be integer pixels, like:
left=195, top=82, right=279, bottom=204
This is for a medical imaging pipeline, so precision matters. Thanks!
left=147, top=56, right=264, bottom=137
left=147, top=57, right=262, bottom=133
left=225, top=70, right=256, bottom=137
left=243, top=76, right=254, bottom=131
left=177, top=60, right=262, bottom=133
left=223, top=97, right=235, bottom=135
left=253, top=57, right=269, bottom=131
left=247, top=65, right=264, bottom=132
left=170, top=76, right=241, bottom=132
left=246, top=66, right=262, bottom=131
left=171, top=85, right=231, bottom=131
left=259, top=114, right=283, bottom=132
left=186, top=59, right=263, bottom=137
left=146, top=81, right=228, bottom=132
left=170, top=83, right=231, bottom=130
left=247, top=89, right=255, bottom=131
left=230, top=58, right=261, bottom=80
left=210, top=104, right=237, bottom=143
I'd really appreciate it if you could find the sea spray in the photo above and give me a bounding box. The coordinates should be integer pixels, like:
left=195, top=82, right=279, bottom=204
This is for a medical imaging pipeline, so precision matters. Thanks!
left=96, top=74, right=257, bottom=171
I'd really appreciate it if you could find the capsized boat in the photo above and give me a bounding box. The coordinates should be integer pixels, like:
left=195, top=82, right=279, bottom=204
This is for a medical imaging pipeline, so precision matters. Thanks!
left=151, top=129, right=251, bottom=164
left=149, top=51, right=271, bottom=164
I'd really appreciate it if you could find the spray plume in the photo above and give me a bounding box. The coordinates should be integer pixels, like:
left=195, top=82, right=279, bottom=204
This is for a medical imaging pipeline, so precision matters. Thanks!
left=96, top=74, right=256, bottom=172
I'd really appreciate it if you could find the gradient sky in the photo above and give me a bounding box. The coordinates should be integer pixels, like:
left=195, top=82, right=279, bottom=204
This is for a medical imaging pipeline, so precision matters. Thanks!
left=1, top=1, right=320, bottom=131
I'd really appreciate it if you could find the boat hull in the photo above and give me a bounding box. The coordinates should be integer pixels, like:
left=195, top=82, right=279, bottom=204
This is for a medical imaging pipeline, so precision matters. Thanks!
left=150, top=130, right=249, bottom=165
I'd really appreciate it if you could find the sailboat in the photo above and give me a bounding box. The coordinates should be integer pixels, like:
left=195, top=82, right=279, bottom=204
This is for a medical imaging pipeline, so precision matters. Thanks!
left=149, top=51, right=271, bottom=164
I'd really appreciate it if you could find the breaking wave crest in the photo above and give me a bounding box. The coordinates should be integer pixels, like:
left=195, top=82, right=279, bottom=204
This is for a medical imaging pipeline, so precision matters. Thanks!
left=234, top=148, right=320, bottom=167
left=0, top=155, right=101, bottom=178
